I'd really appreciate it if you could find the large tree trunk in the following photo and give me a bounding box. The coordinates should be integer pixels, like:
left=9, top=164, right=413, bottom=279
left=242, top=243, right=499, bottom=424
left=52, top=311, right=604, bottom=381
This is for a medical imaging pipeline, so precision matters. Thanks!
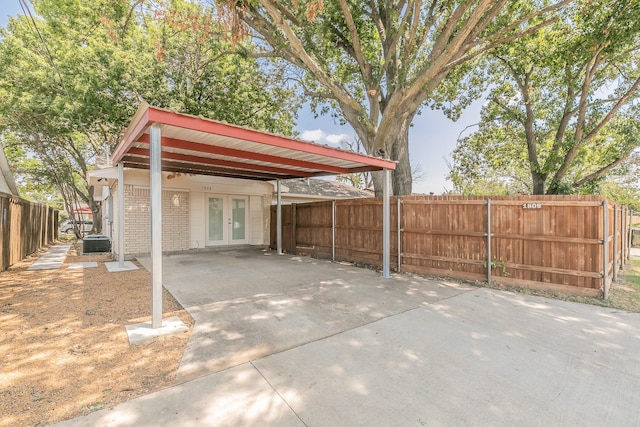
left=390, top=124, right=412, bottom=196
left=368, top=114, right=414, bottom=197
left=531, top=171, right=546, bottom=195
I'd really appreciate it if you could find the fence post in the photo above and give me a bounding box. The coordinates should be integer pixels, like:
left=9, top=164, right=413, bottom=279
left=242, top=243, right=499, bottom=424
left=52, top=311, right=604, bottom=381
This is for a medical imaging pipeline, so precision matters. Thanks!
left=1, top=197, right=6, bottom=272
left=291, top=203, right=297, bottom=254
left=620, top=206, right=626, bottom=270
left=627, top=209, right=633, bottom=261
left=397, top=198, right=402, bottom=273
left=486, top=198, right=492, bottom=284
left=603, top=200, right=609, bottom=299
left=332, top=200, right=336, bottom=261
left=613, top=205, right=618, bottom=281
left=629, top=209, right=633, bottom=262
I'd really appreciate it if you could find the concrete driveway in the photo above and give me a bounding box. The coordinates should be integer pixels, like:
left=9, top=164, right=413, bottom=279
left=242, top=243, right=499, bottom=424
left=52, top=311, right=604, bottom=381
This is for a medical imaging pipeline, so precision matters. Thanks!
left=55, top=248, right=640, bottom=426
left=140, top=248, right=472, bottom=381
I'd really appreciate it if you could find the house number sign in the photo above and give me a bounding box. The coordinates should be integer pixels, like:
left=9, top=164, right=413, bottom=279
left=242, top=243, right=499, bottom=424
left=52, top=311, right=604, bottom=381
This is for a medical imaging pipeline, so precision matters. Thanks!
left=522, top=203, right=542, bottom=209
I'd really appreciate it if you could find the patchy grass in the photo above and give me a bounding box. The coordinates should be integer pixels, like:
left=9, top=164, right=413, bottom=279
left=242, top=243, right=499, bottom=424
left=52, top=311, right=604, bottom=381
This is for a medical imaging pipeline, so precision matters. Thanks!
left=475, top=257, right=640, bottom=313
left=608, top=257, right=640, bottom=312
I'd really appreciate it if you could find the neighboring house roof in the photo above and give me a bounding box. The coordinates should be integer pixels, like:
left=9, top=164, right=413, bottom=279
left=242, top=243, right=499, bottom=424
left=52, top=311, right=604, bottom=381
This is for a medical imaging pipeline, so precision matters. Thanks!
left=0, top=146, right=19, bottom=196
left=276, top=178, right=372, bottom=203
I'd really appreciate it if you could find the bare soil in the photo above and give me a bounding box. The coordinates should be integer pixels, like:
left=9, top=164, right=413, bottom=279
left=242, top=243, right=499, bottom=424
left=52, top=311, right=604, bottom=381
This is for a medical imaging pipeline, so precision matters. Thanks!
left=0, top=243, right=193, bottom=427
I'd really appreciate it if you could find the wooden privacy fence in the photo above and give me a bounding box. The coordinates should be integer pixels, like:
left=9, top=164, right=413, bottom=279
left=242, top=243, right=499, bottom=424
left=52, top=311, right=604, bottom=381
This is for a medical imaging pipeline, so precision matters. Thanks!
left=270, top=195, right=631, bottom=298
left=0, top=193, right=59, bottom=272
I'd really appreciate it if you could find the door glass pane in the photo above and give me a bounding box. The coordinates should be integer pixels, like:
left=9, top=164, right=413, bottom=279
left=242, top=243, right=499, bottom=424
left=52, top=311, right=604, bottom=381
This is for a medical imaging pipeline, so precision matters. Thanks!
left=208, top=197, right=224, bottom=241
left=232, top=198, right=246, bottom=240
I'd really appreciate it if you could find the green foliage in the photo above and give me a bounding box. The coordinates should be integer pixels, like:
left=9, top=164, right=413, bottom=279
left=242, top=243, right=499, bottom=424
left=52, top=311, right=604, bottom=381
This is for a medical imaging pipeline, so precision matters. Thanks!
left=0, top=0, right=299, bottom=219
left=224, top=0, right=572, bottom=195
left=484, top=259, right=509, bottom=277
left=597, top=152, right=640, bottom=211
left=449, top=0, right=640, bottom=196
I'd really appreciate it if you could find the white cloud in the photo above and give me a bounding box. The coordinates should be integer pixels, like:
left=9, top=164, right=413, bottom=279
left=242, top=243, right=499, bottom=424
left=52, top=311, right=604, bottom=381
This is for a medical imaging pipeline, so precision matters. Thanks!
left=300, top=129, right=326, bottom=142
left=299, top=129, right=349, bottom=147
left=325, top=133, right=349, bottom=146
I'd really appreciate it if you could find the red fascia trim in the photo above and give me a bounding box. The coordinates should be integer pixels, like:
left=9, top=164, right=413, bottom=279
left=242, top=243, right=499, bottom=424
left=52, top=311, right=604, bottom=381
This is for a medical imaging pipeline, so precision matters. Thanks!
left=127, top=147, right=315, bottom=177
left=112, top=109, right=150, bottom=163
left=122, top=156, right=291, bottom=180
left=147, top=107, right=396, bottom=170
left=137, top=134, right=350, bottom=174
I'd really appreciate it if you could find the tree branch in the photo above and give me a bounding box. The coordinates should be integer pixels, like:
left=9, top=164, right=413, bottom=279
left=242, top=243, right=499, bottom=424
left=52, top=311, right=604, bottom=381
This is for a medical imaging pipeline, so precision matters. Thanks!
left=573, top=156, right=627, bottom=187
left=337, top=0, right=371, bottom=83
left=581, top=75, right=640, bottom=144
left=241, top=0, right=371, bottom=135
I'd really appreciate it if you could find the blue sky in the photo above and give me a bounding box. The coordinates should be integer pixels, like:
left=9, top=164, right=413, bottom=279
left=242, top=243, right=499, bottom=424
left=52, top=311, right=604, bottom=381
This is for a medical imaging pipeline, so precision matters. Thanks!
left=1, top=1, right=483, bottom=194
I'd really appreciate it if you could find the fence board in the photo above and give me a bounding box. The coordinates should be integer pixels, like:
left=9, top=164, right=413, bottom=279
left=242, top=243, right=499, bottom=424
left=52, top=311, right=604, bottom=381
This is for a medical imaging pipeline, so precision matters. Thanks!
left=0, top=193, right=58, bottom=272
left=270, top=195, right=629, bottom=297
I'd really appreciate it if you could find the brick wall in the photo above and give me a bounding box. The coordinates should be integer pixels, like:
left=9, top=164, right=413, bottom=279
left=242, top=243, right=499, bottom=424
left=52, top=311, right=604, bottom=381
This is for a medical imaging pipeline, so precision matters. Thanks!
left=119, top=185, right=190, bottom=255
left=263, top=193, right=272, bottom=245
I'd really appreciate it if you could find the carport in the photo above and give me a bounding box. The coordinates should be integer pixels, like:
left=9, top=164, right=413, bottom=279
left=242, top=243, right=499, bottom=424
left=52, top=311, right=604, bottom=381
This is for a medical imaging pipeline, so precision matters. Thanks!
left=111, top=103, right=396, bottom=328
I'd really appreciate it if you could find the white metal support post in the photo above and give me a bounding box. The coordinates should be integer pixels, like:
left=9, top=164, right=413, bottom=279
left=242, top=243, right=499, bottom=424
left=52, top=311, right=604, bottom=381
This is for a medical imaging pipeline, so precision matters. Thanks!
left=276, top=180, right=283, bottom=255
left=382, top=168, right=391, bottom=278
left=118, top=162, right=125, bottom=268
left=150, top=124, right=163, bottom=328
left=332, top=200, right=336, bottom=261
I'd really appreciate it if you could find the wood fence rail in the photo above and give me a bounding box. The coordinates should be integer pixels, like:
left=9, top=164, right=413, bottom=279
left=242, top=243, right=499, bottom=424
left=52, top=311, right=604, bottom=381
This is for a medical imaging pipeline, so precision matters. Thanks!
left=270, top=195, right=631, bottom=298
left=0, top=193, right=59, bottom=272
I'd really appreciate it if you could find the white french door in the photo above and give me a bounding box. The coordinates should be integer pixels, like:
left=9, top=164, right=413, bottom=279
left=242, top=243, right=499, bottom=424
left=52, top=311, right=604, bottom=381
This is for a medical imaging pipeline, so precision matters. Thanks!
left=206, top=195, right=248, bottom=246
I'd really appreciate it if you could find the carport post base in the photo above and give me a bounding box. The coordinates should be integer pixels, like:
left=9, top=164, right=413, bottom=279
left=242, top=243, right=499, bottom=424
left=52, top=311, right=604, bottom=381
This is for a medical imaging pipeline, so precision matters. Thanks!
left=126, top=316, right=188, bottom=345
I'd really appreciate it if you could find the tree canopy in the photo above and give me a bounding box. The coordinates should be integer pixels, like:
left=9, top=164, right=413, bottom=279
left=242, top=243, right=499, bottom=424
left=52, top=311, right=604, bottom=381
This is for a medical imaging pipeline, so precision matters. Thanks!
left=222, top=0, right=572, bottom=195
left=449, top=0, right=640, bottom=196
left=0, top=0, right=299, bottom=230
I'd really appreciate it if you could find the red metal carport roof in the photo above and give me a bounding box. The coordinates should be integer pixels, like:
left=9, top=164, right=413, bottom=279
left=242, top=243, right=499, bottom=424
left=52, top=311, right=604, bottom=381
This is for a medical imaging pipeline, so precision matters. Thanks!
left=112, top=103, right=396, bottom=179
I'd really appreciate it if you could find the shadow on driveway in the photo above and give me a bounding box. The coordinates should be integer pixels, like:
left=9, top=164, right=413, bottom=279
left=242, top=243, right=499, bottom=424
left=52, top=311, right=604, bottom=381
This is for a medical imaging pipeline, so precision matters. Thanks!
left=56, top=248, right=640, bottom=426
left=138, top=248, right=472, bottom=380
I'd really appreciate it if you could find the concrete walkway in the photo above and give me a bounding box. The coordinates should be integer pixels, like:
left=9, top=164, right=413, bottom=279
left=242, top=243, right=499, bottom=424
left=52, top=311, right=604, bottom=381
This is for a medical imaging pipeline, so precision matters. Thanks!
left=27, top=243, right=71, bottom=270
left=53, top=249, right=640, bottom=426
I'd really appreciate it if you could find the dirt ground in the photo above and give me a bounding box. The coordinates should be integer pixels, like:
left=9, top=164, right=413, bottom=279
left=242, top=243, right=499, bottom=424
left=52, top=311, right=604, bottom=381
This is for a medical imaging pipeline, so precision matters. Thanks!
left=0, top=243, right=194, bottom=427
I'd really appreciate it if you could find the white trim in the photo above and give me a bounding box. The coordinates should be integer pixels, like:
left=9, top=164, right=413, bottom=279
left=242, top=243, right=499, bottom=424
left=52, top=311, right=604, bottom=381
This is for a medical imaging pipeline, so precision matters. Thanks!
left=0, top=146, right=19, bottom=196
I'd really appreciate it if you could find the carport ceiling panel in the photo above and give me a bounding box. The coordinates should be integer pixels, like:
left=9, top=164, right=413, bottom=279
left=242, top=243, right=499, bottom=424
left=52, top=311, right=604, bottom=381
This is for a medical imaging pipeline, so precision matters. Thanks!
left=134, top=134, right=344, bottom=174
left=122, top=158, right=296, bottom=180
left=138, top=127, right=371, bottom=172
left=124, top=147, right=315, bottom=177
